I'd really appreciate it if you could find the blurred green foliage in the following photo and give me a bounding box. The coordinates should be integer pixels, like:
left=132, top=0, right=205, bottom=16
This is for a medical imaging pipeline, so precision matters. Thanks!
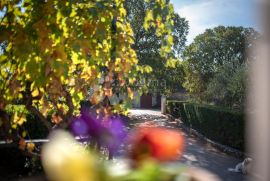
left=124, top=0, right=189, bottom=95
left=183, top=26, right=259, bottom=109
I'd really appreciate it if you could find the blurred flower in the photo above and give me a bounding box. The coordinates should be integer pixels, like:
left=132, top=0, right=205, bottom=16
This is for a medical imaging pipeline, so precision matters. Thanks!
left=70, top=108, right=107, bottom=139
left=129, top=127, right=185, bottom=162
left=42, top=130, right=98, bottom=181
left=70, top=108, right=127, bottom=156
left=70, top=118, right=89, bottom=136
left=103, top=116, right=127, bottom=155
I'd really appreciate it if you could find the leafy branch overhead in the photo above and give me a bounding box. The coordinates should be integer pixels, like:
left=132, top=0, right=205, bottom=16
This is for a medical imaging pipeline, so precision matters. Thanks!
left=0, top=0, right=177, bottom=139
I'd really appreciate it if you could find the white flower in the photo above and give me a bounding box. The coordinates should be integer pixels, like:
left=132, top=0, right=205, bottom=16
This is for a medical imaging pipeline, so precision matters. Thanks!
left=42, top=130, right=97, bottom=181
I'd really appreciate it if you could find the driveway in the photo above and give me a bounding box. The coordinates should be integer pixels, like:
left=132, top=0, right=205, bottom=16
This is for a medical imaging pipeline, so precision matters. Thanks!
left=127, top=109, right=246, bottom=181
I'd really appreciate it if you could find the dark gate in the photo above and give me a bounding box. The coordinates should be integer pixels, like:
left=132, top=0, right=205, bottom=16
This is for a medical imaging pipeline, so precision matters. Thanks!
left=140, top=94, right=152, bottom=108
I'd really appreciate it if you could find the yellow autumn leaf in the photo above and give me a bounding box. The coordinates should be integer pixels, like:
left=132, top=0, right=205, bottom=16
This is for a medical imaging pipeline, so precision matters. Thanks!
left=119, top=7, right=126, bottom=17
left=31, top=89, right=39, bottom=97
left=70, top=8, right=77, bottom=18
left=71, top=52, right=80, bottom=64
left=127, top=87, right=134, bottom=99
left=11, top=124, right=17, bottom=129
left=101, top=17, right=106, bottom=22
left=13, top=113, right=26, bottom=126
left=56, top=11, right=63, bottom=24
left=167, top=35, right=174, bottom=45
left=129, top=77, right=136, bottom=84
left=27, top=142, right=35, bottom=152
left=22, top=131, right=27, bottom=138
left=144, top=65, right=152, bottom=73
left=77, top=92, right=84, bottom=100
left=145, top=10, right=153, bottom=22
left=166, top=58, right=178, bottom=68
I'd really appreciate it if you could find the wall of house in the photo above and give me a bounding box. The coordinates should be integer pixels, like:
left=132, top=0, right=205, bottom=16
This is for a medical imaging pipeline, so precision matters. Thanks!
left=132, top=91, right=141, bottom=108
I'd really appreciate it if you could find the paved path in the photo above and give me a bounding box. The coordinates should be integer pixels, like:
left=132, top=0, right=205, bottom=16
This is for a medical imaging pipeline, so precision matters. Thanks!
left=127, top=109, right=246, bottom=181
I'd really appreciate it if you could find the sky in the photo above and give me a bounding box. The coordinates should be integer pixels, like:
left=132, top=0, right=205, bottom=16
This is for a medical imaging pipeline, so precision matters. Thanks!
left=171, top=0, right=259, bottom=44
left=0, top=0, right=258, bottom=45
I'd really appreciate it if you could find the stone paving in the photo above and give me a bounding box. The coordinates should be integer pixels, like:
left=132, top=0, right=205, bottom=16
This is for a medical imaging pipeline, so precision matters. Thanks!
left=126, top=109, right=246, bottom=181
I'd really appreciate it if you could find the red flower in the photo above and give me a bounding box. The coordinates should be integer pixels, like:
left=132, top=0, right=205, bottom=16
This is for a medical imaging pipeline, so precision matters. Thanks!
left=129, top=127, right=185, bottom=162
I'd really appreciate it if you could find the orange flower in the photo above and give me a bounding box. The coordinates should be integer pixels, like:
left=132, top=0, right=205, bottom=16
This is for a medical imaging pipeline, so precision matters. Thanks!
left=130, top=127, right=185, bottom=162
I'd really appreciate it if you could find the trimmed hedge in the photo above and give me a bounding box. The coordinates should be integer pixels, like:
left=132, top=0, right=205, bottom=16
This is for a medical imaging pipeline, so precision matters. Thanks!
left=167, top=101, right=245, bottom=151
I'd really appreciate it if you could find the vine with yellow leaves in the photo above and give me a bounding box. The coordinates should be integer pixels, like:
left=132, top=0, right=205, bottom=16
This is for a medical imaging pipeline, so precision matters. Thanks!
left=0, top=0, right=176, bottom=151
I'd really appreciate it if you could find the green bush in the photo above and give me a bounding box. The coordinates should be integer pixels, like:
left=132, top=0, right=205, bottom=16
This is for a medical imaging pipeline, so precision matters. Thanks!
left=167, top=101, right=245, bottom=151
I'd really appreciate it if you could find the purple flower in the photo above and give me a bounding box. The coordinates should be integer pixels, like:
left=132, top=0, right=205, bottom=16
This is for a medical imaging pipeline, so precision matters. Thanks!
left=103, top=116, right=127, bottom=154
left=70, top=108, right=127, bottom=155
left=71, top=118, right=89, bottom=137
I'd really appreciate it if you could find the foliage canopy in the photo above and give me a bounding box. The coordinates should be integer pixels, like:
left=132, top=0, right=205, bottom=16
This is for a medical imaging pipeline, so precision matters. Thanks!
left=0, top=0, right=176, bottom=140
left=183, top=26, right=259, bottom=108
left=125, top=0, right=188, bottom=94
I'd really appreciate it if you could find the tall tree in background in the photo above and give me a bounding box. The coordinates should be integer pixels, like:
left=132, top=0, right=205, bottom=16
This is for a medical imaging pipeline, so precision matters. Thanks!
left=183, top=26, right=259, bottom=108
left=125, top=0, right=189, bottom=94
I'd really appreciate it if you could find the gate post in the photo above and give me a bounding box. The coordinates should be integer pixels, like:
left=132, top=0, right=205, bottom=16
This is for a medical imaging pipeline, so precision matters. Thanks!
left=161, top=95, right=166, bottom=114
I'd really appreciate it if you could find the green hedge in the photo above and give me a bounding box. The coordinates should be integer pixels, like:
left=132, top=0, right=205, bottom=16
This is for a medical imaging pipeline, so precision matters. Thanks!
left=167, top=101, right=245, bottom=151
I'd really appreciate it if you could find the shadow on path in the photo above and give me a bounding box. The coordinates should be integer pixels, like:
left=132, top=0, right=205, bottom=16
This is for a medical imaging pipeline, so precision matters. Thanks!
left=127, top=109, right=246, bottom=181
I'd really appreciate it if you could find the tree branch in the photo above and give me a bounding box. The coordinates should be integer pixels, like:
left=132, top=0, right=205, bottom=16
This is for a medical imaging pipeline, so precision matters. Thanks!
left=23, top=82, right=52, bottom=130
left=26, top=104, right=52, bottom=130
left=64, top=90, right=74, bottom=124
left=55, top=89, right=75, bottom=129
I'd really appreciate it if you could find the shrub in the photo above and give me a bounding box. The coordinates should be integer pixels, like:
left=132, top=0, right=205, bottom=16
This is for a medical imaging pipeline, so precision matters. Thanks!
left=167, top=101, right=245, bottom=151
